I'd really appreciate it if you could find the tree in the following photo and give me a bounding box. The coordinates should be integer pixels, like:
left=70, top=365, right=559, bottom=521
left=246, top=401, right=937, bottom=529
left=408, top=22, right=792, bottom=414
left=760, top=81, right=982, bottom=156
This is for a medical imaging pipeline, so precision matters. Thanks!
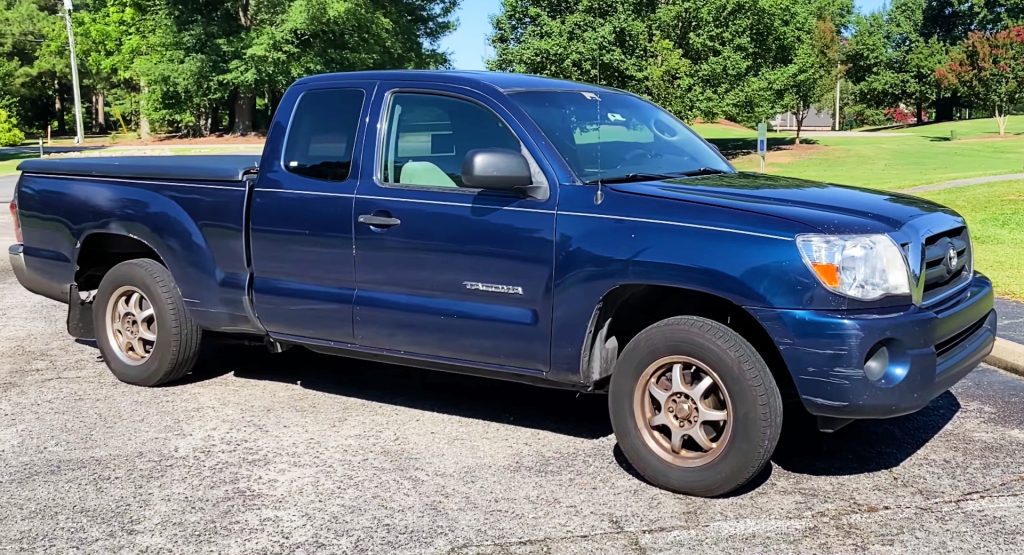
left=788, top=17, right=842, bottom=143
left=889, top=0, right=947, bottom=122
left=0, top=109, right=26, bottom=146
left=0, top=0, right=64, bottom=135
left=923, top=0, right=1024, bottom=45
left=844, top=0, right=948, bottom=125
left=0, top=0, right=460, bottom=137
left=220, top=0, right=458, bottom=134
left=489, top=0, right=853, bottom=126
left=937, top=27, right=1024, bottom=135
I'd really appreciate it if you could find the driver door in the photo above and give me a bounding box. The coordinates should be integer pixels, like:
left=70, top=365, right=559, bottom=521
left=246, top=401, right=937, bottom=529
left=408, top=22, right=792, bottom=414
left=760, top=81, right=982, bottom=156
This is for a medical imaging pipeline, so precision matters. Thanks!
left=351, top=83, right=558, bottom=374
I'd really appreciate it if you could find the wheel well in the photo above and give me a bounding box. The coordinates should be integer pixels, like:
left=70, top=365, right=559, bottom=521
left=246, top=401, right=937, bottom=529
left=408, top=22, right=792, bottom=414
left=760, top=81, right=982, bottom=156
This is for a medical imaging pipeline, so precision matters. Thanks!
left=585, top=285, right=797, bottom=400
left=75, top=233, right=166, bottom=290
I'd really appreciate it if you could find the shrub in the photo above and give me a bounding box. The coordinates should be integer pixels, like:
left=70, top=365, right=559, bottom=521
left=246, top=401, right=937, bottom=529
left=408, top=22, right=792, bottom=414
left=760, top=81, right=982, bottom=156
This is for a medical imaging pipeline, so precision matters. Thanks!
left=0, top=109, right=26, bottom=146
left=885, top=106, right=917, bottom=125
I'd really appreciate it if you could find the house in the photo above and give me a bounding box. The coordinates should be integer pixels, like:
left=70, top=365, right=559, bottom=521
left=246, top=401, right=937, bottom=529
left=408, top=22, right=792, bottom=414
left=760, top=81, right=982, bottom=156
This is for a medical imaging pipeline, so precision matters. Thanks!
left=770, top=108, right=834, bottom=131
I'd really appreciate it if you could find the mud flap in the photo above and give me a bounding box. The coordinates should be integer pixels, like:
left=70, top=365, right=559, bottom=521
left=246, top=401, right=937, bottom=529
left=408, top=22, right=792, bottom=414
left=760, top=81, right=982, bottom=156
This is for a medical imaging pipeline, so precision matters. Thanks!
left=67, top=284, right=95, bottom=340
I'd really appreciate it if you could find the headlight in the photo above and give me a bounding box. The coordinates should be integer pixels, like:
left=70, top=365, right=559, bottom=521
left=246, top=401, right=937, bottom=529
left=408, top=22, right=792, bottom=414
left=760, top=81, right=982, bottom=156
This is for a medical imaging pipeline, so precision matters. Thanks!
left=796, top=234, right=911, bottom=301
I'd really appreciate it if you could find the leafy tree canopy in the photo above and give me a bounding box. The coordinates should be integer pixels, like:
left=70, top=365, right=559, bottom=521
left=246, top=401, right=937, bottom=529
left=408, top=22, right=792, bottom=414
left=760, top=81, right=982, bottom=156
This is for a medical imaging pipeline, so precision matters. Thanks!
left=0, top=0, right=458, bottom=136
left=489, top=0, right=853, bottom=126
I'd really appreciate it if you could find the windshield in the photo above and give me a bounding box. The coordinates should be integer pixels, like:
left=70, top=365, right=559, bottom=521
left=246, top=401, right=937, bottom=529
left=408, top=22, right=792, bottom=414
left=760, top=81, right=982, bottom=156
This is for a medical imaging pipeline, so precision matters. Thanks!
left=510, top=91, right=733, bottom=183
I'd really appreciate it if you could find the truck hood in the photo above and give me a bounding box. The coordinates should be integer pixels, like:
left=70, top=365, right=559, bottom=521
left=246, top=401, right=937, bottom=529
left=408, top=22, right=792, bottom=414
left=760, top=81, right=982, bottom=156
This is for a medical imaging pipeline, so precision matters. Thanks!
left=609, top=172, right=957, bottom=234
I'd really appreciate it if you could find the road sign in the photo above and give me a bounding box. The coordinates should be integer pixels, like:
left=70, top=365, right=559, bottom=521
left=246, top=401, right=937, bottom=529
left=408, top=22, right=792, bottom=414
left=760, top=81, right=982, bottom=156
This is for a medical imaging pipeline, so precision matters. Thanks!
left=757, top=122, right=767, bottom=172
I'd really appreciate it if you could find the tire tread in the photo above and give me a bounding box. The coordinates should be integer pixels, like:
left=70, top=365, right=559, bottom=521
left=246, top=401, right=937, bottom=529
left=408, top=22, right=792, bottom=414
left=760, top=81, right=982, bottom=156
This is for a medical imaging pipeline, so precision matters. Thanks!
left=609, top=315, right=783, bottom=496
left=96, top=258, right=202, bottom=386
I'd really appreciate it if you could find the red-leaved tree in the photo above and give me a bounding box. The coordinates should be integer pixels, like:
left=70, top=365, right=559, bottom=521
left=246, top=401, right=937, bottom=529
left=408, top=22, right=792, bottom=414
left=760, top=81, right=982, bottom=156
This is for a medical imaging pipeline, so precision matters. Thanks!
left=937, top=27, right=1024, bottom=136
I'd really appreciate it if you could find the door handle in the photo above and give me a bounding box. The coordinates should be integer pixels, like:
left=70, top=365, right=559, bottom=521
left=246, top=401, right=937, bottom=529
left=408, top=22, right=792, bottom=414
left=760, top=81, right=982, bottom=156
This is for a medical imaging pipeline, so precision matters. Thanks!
left=358, top=214, right=402, bottom=228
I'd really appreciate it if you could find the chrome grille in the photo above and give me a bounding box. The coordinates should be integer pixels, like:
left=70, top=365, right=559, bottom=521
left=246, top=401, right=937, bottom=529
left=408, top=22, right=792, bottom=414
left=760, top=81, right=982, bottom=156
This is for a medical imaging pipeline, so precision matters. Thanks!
left=921, top=226, right=971, bottom=303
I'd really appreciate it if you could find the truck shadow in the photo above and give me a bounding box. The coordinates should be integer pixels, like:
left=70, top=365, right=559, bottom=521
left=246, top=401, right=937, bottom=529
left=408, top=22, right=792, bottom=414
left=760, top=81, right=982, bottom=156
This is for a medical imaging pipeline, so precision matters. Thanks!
left=186, top=344, right=960, bottom=489
left=192, top=345, right=614, bottom=440
left=771, top=391, right=961, bottom=475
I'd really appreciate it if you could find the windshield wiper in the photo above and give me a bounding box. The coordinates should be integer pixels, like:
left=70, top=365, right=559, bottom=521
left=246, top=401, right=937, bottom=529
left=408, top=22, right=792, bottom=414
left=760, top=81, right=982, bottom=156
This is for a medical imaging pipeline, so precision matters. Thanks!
left=676, top=167, right=726, bottom=177
left=584, top=172, right=683, bottom=185
left=584, top=168, right=727, bottom=185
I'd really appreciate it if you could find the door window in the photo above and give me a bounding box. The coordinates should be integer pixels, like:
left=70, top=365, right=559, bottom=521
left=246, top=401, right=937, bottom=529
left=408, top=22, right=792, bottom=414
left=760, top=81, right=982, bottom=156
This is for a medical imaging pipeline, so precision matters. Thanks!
left=381, top=93, right=521, bottom=189
left=283, top=89, right=364, bottom=182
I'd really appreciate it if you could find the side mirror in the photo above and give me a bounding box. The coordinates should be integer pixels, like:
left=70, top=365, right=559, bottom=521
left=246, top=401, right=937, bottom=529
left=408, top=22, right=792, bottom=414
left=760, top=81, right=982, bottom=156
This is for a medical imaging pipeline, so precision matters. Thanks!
left=461, top=148, right=533, bottom=191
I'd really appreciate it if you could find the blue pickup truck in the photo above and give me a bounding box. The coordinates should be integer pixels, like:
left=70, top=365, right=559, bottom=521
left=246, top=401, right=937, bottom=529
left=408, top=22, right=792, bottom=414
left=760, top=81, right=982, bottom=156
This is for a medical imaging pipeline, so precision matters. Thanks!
left=8, top=71, right=996, bottom=496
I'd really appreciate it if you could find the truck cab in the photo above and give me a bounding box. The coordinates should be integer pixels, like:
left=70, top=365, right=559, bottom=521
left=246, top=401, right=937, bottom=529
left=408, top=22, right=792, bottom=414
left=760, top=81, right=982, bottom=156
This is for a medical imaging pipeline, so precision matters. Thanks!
left=9, top=71, right=996, bottom=497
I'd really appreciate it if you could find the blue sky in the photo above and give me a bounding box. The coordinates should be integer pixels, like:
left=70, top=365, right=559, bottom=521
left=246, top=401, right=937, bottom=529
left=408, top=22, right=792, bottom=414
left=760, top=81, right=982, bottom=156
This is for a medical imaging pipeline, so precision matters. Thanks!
left=440, top=0, right=890, bottom=70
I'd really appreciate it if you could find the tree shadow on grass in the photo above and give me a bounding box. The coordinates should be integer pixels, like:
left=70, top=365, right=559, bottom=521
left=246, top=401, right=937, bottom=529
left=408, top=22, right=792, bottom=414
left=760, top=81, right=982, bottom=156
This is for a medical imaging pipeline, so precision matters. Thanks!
left=0, top=151, right=37, bottom=165
left=706, top=136, right=819, bottom=159
left=923, top=131, right=1024, bottom=142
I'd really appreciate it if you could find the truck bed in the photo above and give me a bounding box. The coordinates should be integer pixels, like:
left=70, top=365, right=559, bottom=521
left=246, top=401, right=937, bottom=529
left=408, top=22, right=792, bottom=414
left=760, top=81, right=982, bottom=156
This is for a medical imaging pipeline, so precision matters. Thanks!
left=12, top=155, right=258, bottom=333
left=17, top=155, right=261, bottom=182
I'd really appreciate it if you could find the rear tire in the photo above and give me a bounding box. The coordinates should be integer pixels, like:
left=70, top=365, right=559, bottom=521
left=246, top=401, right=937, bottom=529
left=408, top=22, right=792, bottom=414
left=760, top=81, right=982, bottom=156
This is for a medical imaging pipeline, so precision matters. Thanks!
left=92, top=259, right=202, bottom=386
left=609, top=316, right=783, bottom=496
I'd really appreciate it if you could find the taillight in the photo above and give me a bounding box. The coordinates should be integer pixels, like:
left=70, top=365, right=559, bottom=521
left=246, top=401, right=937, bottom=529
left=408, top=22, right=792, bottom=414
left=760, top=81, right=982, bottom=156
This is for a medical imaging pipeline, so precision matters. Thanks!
left=9, top=199, right=21, bottom=243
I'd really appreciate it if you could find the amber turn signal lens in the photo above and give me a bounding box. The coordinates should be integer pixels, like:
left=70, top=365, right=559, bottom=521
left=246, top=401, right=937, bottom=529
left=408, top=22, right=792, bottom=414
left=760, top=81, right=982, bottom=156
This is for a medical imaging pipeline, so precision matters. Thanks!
left=810, top=262, right=841, bottom=288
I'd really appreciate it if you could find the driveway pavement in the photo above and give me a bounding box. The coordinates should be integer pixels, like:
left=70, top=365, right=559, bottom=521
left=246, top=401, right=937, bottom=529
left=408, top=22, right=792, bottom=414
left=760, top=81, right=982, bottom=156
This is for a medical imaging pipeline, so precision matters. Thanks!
left=997, top=298, right=1024, bottom=345
left=0, top=175, right=16, bottom=203
left=1, top=211, right=1024, bottom=553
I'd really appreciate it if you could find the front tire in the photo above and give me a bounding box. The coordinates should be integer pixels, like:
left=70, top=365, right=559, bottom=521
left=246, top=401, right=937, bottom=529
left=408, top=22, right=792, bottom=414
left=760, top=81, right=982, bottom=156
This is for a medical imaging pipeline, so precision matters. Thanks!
left=609, top=316, right=783, bottom=496
left=93, top=259, right=202, bottom=386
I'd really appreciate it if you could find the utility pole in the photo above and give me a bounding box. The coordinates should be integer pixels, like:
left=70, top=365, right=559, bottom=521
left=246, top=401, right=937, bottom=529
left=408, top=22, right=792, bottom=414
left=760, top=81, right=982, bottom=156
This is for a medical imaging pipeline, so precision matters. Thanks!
left=834, top=61, right=841, bottom=131
left=61, top=0, right=85, bottom=144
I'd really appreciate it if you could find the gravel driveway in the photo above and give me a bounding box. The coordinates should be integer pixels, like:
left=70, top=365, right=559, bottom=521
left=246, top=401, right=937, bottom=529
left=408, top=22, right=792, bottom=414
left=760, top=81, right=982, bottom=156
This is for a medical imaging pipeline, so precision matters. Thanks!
left=1, top=211, right=1023, bottom=554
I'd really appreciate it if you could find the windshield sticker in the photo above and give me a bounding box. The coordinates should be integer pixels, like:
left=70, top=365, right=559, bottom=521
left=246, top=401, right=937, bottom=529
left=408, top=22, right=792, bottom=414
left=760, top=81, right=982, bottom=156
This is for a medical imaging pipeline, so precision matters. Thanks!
left=581, top=92, right=601, bottom=101
left=607, top=112, right=626, bottom=122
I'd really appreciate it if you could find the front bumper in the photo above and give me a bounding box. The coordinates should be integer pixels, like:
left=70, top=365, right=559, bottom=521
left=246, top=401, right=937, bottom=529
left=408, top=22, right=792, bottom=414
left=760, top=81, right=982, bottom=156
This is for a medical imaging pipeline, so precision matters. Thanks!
left=748, top=274, right=995, bottom=420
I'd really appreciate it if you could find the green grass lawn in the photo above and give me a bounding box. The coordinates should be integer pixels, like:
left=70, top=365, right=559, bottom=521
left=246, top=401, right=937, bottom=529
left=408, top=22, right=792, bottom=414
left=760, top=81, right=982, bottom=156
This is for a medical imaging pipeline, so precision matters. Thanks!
left=732, top=134, right=1024, bottom=190
left=0, top=152, right=36, bottom=177
left=694, top=118, right=1024, bottom=191
left=690, top=123, right=763, bottom=139
left=862, top=114, right=1024, bottom=140
left=919, top=181, right=1024, bottom=301
left=694, top=119, right=1024, bottom=300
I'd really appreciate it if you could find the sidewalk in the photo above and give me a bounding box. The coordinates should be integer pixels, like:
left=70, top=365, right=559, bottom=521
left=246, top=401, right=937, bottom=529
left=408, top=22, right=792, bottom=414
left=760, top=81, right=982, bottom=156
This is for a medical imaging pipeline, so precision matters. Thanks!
left=0, top=175, right=15, bottom=203
left=906, top=173, right=1024, bottom=193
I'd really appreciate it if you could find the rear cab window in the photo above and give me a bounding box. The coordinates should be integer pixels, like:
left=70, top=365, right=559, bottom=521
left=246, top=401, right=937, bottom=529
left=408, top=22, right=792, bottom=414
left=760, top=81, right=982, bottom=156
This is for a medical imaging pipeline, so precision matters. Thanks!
left=283, top=89, right=365, bottom=182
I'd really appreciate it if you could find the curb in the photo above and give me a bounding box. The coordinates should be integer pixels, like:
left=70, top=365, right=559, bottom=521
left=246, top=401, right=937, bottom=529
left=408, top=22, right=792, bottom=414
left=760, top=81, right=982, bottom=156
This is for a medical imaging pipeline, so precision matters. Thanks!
left=986, top=338, right=1024, bottom=378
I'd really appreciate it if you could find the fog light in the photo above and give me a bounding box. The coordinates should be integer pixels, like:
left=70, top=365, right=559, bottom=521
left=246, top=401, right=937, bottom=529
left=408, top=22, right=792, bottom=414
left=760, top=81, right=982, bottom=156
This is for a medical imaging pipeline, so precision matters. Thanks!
left=864, top=344, right=890, bottom=382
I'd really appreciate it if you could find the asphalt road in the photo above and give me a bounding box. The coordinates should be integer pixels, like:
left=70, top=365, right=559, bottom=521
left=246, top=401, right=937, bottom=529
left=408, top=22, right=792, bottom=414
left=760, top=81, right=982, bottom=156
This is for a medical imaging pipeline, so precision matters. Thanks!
left=997, top=298, right=1024, bottom=345
left=2, top=212, right=1023, bottom=553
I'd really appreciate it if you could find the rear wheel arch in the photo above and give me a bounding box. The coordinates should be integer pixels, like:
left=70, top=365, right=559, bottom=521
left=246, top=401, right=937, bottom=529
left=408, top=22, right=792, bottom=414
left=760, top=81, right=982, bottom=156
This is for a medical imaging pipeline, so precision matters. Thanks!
left=581, top=284, right=796, bottom=401
left=74, top=232, right=168, bottom=291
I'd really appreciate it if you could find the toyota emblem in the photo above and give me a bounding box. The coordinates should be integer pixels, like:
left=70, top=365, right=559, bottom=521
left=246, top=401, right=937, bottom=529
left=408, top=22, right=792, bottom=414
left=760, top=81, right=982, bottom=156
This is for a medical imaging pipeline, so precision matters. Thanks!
left=945, top=245, right=958, bottom=273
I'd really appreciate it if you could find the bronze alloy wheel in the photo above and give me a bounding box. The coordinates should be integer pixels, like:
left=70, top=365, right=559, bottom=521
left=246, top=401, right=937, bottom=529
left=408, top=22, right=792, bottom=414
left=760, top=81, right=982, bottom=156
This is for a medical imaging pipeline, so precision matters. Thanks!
left=632, top=355, right=732, bottom=467
left=105, top=285, right=158, bottom=366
